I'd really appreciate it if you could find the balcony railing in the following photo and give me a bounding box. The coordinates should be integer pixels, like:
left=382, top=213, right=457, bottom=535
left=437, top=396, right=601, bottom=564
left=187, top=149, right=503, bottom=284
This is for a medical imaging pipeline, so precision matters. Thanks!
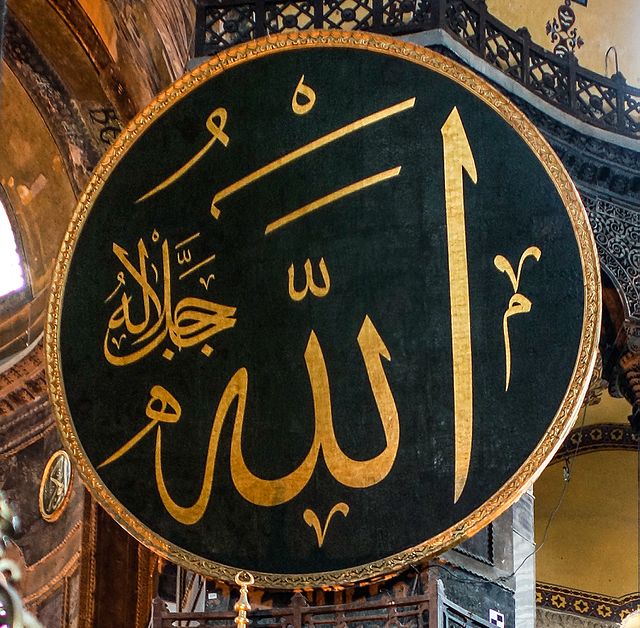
left=194, top=0, right=640, bottom=139
left=151, top=579, right=501, bottom=627
left=152, top=591, right=430, bottom=628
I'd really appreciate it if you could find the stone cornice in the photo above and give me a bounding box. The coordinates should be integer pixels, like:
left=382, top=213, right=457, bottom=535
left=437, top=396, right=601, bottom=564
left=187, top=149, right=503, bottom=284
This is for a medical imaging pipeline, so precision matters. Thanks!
left=0, top=342, right=53, bottom=458
left=551, top=422, right=638, bottom=463
left=537, top=583, right=640, bottom=624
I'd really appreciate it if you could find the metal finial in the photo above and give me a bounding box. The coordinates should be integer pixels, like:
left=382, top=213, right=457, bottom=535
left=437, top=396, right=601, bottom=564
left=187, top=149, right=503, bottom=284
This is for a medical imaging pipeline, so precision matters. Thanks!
left=234, top=571, right=254, bottom=628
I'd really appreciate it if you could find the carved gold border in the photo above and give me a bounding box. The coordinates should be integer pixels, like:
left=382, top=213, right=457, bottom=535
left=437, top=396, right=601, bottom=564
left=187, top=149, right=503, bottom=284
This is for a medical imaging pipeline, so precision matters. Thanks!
left=38, top=449, right=73, bottom=523
left=46, top=29, right=601, bottom=589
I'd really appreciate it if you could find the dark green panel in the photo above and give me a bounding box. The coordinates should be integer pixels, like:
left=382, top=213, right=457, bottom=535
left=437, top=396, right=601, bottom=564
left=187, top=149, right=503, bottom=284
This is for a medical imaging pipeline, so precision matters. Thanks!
left=50, top=33, right=597, bottom=586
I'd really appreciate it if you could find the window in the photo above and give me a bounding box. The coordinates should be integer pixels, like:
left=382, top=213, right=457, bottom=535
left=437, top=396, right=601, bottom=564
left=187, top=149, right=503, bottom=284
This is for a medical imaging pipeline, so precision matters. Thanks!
left=0, top=195, right=25, bottom=298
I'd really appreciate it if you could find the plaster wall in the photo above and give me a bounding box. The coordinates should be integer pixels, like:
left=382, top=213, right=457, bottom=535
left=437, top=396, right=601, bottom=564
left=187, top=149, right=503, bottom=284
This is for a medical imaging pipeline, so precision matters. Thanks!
left=535, top=449, right=639, bottom=598
left=488, top=0, right=640, bottom=85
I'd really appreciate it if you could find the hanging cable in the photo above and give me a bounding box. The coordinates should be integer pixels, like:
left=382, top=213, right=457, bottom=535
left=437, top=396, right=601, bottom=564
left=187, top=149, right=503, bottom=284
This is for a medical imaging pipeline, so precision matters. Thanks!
left=605, top=46, right=620, bottom=78
left=426, top=402, right=590, bottom=587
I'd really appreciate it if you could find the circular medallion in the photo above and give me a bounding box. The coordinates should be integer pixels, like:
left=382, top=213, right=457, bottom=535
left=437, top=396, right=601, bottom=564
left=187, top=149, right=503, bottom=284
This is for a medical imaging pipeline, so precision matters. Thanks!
left=39, top=450, right=72, bottom=522
left=46, top=30, right=600, bottom=587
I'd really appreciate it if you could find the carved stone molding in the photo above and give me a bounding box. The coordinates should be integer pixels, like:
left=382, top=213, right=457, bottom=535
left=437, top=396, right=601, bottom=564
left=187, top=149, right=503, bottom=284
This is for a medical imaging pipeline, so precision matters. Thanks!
left=514, top=97, right=640, bottom=206
left=22, top=522, right=81, bottom=607
left=552, top=422, right=638, bottom=461
left=537, top=584, right=640, bottom=625
left=617, top=350, right=640, bottom=431
left=537, top=608, right=616, bottom=628
left=624, top=319, right=640, bottom=353
left=583, top=350, right=605, bottom=406
left=0, top=342, right=53, bottom=457
left=0, top=402, right=54, bottom=460
left=580, top=195, right=640, bottom=319
left=0, top=342, right=46, bottom=405
left=0, top=342, right=44, bottom=400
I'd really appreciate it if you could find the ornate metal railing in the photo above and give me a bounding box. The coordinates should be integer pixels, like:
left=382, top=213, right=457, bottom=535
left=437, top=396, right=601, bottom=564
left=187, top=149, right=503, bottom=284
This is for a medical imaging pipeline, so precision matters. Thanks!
left=152, top=581, right=498, bottom=627
left=152, top=591, right=430, bottom=628
left=194, top=0, right=640, bottom=138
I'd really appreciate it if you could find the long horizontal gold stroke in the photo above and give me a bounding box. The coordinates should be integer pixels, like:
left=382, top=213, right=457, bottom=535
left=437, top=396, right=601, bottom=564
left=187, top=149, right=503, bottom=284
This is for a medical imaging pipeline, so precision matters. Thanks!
left=210, top=97, right=416, bottom=218
left=265, top=167, right=401, bottom=235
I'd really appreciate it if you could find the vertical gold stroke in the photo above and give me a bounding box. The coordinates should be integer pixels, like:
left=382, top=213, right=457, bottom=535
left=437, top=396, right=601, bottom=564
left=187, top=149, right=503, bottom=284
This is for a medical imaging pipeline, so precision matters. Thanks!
left=441, top=107, right=477, bottom=504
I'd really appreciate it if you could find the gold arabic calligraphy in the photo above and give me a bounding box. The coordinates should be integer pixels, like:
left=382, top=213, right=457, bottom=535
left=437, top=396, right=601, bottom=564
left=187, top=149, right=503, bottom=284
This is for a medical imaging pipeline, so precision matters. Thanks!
left=100, top=315, right=399, bottom=525
left=292, top=75, right=317, bottom=115
left=442, top=107, right=476, bottom=504
left=135, top=95, right=415, bottom=220
left=288, top=258, right=331, bottom=301
left=101, top=71, right=545, bottom=533
left=104, top=235, right=236, bottom=365
left=494, top=247, right=541, bottom=391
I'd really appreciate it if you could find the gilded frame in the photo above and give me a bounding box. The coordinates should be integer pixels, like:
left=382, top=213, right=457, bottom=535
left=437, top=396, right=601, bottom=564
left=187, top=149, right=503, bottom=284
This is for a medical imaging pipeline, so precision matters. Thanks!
left=46, top=29, right=601, bottom=588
